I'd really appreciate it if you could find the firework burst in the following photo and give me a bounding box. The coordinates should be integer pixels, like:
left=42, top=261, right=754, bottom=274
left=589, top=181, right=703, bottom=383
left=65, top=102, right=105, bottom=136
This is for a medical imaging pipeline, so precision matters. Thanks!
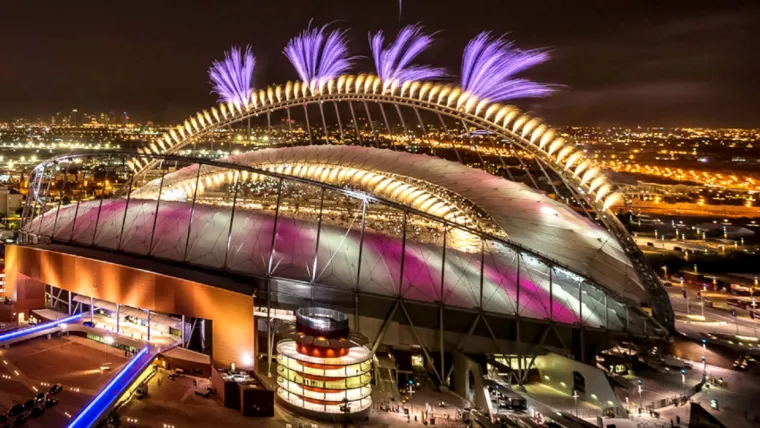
left=461, top=32, right=555, bottom=102
left=209, top=46, right=256, bottom=108
left=284, top=22, right=356, bottom=90
left=370, top=24, right=446, bottom=90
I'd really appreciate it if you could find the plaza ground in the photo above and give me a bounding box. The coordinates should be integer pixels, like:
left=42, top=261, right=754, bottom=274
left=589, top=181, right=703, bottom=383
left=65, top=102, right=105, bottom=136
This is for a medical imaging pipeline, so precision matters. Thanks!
left=0, top=334, right=126, bottom=428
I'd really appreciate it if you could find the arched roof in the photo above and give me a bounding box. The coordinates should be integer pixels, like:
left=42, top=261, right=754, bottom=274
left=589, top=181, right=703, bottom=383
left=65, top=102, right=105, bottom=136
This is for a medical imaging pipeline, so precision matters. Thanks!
left=136, top=146, right=646, bottom=304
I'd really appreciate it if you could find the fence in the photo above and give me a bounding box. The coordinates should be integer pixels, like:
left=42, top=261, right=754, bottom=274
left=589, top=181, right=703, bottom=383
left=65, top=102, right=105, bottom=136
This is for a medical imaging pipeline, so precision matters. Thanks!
left=643, top=380, right=704, bottom=414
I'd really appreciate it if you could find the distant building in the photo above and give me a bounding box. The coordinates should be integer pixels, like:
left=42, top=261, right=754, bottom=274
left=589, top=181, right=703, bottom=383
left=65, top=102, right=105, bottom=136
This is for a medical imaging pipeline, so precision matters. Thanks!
left=70, top=109, right=79, bottom=126
left=121, top=111, right=128, bottom=126
left=0, top=187, right=23, bottom=217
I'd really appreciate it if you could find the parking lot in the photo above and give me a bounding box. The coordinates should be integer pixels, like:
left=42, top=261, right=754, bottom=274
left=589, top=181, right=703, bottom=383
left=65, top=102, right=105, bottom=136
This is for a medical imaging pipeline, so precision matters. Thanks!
left=0, top=335, right=127, bottom=427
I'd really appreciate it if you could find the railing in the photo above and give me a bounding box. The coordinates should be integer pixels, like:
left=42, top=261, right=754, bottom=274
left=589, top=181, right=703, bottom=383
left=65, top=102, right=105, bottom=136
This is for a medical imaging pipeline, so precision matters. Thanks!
left=67, top=346, right=154, bottom=428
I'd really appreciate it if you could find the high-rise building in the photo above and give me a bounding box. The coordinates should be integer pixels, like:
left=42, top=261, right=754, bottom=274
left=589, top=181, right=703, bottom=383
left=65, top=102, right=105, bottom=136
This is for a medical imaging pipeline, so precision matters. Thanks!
left=70, top=109, right=79, bottom=126
left=52, top=112, right=64, bottom=126
left=121, top=111, right=128, bottom=127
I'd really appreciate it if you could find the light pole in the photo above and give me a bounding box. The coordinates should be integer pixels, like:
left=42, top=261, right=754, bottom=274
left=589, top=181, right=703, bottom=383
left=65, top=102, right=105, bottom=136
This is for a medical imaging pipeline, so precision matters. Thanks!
left=681, top=369, right=686, bottom=385
left=573, top=390, right=579, bottom=417
left=702, top=356, right=707, bottom=380
left=662, top=265, right=668, bottom=279
left=637, top=379, right=643, bottom=414
left=701, top=286, right=706, bottom=319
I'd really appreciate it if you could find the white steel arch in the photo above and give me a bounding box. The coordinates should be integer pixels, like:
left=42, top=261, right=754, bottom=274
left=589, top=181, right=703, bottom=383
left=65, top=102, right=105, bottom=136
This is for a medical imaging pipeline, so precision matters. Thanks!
left=134, top=73, right=619, bottom=214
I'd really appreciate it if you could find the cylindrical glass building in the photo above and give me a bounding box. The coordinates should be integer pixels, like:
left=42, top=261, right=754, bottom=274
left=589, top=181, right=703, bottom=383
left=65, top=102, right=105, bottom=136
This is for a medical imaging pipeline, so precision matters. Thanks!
left=276, top=308, right=372, bottom=419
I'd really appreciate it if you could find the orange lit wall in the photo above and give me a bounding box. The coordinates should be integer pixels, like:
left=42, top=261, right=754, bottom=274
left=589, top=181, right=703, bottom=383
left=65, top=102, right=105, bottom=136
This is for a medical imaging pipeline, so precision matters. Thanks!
left=4, top=245, right=255, bottom=370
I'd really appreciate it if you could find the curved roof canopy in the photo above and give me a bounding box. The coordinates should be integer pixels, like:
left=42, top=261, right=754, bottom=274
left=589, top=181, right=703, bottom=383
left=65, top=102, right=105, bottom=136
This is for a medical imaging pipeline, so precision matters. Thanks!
left=135, top=146, right=646, bottom=304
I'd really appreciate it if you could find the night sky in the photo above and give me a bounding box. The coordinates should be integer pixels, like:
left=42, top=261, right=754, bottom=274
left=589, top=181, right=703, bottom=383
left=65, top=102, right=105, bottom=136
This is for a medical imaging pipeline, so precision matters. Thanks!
left=1, top=0, right=759, bottom=127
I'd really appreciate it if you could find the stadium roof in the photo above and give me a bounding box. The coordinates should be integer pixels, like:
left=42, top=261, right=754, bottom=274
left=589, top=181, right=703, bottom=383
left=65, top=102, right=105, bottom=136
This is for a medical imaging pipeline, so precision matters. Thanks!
left=137, top=146, right=646, bottom=304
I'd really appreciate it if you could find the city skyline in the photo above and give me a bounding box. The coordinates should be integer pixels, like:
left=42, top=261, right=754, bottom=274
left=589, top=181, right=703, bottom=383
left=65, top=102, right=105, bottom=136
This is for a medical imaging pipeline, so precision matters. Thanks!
left=0, top=1, right=758, bottom=127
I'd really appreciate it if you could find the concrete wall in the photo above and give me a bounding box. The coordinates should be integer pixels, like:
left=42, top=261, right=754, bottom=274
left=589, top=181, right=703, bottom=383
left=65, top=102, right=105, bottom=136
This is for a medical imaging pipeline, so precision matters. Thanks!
left=5, top=245, right=255, bottom=370
left=451, top=350, right=491, bottom=412
left=534, top=352, right=622, bottom=410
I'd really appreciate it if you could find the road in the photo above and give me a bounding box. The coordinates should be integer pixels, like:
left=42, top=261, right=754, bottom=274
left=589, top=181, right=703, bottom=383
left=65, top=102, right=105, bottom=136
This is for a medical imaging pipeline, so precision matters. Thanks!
left=668, top=288, right=760, bottom=340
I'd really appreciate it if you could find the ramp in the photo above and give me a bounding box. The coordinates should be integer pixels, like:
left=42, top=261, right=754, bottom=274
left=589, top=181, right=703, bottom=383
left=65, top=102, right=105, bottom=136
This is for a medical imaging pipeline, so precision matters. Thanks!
left=0, top=313, right=83, bottom=346
left=67, top=346, right=156, bottom=428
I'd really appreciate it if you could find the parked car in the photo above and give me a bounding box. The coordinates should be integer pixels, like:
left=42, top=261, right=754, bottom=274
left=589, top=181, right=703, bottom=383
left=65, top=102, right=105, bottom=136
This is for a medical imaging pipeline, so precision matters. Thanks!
left=135, top=383, right=148, bottom=399
left=0, top=414, right=7, bottom=424
left=34, top=392, right=46, bottom=404
left=23, top=399, right=35, bottom=410
left=29, top=407, right=44, bottom=418
left=49, top=384, right=63, bottom=395
left=44, top=397, right=58, bottom=408
left=7, top=404, right=23, bottom=417
left=12, top=414, right=28, bottom=427
left=83, top=321, right=95, bottom=328
left=194, top=386, right=213, bottom=398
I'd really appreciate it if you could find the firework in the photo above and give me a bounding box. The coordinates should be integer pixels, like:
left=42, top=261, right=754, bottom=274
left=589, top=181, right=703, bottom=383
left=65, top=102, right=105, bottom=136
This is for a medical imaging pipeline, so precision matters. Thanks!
left=461, top=32, right=554, bottom=102
left=370, top=24, right=445, bottom=89
left=284, top=22, right=355, bottom=90
left=209, top=46, right=256, bottom=107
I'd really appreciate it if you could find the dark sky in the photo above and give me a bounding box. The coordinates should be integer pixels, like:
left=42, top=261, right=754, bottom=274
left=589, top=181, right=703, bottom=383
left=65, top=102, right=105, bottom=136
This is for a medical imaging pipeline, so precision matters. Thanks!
left=1, top=0, right=759, bottom=127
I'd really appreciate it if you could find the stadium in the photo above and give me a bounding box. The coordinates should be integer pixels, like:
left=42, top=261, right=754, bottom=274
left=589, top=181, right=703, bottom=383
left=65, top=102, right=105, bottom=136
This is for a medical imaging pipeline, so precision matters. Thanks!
left=4, top=73, right=673, bottom=400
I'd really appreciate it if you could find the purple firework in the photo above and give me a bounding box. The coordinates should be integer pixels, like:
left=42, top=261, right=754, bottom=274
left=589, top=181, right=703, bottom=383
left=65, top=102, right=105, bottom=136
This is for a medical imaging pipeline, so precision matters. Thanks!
left=284, top=22, right=355, bottom=88
left=461, top=32, right=555, bottom=102
left=370, top=24, right=446, bottom=86
left=209, top=46, right=256, bottom=106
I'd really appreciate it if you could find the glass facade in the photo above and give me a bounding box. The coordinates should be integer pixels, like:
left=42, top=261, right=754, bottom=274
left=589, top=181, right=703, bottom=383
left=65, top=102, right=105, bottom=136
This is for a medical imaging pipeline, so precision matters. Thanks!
left=276, top=341, right=372, bottom=414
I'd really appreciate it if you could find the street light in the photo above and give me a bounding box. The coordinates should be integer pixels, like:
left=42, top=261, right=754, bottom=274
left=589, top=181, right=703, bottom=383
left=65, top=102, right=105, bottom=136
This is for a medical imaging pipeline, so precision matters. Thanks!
left=662, top=265, right=668, bottom=279
left=637, top=379, right=643, bottom=414
left=702, top=356, right=707, bottom=380
left=573, top=390, right=579, bottom=417
left=681, top=369, right=686, bottom=385
left=701, top=285, right=706, bottom=319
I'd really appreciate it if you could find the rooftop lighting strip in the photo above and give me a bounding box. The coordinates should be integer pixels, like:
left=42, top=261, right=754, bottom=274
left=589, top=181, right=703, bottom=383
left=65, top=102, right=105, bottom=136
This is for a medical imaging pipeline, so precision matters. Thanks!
left=68, top=346, right=150, bottom=428
left=0, top=313, right=83, bottom=343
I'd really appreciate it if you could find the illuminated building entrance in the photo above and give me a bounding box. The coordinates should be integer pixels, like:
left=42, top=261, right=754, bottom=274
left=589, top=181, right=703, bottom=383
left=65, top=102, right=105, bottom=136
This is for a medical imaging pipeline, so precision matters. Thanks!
left=276, top=307, right=372, bottom=420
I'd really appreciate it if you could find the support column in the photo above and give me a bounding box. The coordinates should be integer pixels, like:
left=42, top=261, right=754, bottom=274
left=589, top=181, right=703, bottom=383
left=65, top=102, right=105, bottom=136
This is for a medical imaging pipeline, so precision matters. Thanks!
left=267, top=279, right=273, bottom=377
left=303, top=104, right=313, bottom=145
left=354, top=199, right=368, bottom=331
left=147, top=309, right=151, bottom=342
left=333, top=103, right=344, bottom=142
left=439, top=306, right=446, bottom=387
left=348, top=102, right=362, bottom=143
left=318, top=102, right=330, bottom=144
left=200, top=319, right=206, bottom=351
left=286, top=108, right=293, bottom=142
left=68, top=291, right=72, bottom=316
left=363, top=102, right=380, bottom=147
left=182, top=164, right=203, bottom=262
left=181, top=314, right=185, bottom=347
left=90, top=296, right=94, bottom=323
left=116, top=303, right=120, bottom=334
left=549, top=267, right=553, bottom=321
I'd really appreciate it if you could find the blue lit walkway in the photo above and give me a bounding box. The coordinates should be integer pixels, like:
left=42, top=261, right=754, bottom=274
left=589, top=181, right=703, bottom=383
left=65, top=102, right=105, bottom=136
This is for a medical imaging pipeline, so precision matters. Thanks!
left=0, top=313, right=83, bottom=345
left=67, top=346, right=155, bottom=428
